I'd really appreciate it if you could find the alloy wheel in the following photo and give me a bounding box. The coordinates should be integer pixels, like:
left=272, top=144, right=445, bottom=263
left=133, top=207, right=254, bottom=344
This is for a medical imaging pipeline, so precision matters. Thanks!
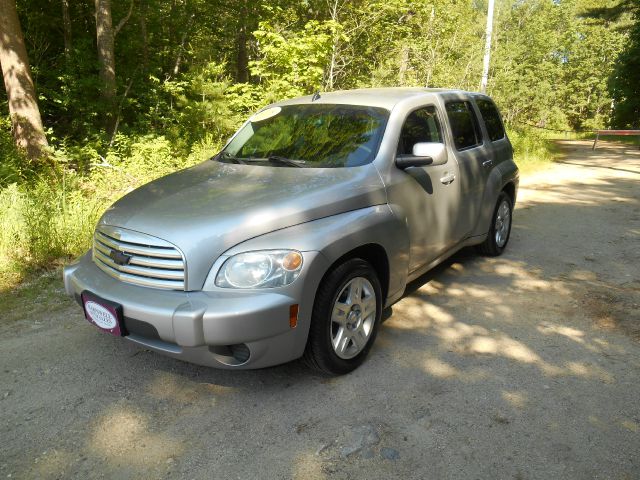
left=330, top=276, right=377, bottom=359
left=494, top=199, right=511, bottom=248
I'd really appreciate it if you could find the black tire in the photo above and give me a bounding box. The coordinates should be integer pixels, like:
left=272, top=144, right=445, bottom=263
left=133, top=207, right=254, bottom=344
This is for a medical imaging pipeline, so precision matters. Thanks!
left=477, top=191, right=513, bottom=257
left=303, top=258, right=383, bottom=375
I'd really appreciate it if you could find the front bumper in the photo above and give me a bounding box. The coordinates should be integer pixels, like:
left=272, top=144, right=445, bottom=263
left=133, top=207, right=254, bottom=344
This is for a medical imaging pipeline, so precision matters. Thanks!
left=63, top=251, right=328, bottom=369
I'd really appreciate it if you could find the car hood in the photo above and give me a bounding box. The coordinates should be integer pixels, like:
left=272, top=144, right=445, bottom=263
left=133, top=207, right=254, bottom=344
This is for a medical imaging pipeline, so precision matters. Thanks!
left=99, top=160, right=387, bottom=289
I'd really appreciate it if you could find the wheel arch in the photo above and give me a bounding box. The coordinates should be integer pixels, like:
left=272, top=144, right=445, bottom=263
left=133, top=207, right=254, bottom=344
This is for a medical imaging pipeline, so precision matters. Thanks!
left=320, top=243, right=390, bottom=303
left=502, top=181, right=516, bottom=205
left=473, top=161, right=519, bottom=237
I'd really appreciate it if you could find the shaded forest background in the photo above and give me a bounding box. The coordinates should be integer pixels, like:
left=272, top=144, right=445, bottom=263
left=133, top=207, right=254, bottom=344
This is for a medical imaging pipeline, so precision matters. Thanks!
left=0, top=0, right=638, bottom=286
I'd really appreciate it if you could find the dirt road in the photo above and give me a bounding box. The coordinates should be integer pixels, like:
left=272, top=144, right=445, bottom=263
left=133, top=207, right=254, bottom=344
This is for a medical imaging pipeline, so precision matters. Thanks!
left=1, top=140, right=639, bottom=479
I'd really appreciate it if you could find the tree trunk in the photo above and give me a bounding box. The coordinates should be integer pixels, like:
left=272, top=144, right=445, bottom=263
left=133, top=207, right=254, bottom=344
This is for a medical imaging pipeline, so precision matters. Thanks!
left=398, top=45, right=410, bottom=85
left=172, top=17, right=194, bottom=77
left=325, top=0, right=340, bottom=91
left=139, top=0, right=149, bottom=70
left=95, top=0, right=117, bottom=132
left=235, top=0, right=249, bottom=83
left=0, top=0, right=48, bottom=160
left=61, top=0, right=72, bottom=60
left=236, top=25, right=248, bottom=82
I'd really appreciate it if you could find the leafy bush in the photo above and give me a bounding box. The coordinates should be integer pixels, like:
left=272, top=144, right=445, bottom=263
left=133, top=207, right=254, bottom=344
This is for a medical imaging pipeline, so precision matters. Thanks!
left=508, top=126, right=558, bottom=174
left=0, top=131, right=220, bottom=287
left=250, top=18, right=344, bottom=101
left=0, top=173, right=104, bottom=284
left=0, top=117, right=30, bottom=185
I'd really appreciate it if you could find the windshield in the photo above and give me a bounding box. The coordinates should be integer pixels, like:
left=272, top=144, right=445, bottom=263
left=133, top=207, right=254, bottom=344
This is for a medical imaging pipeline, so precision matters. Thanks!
left=218, top=104, right=389, bottom=168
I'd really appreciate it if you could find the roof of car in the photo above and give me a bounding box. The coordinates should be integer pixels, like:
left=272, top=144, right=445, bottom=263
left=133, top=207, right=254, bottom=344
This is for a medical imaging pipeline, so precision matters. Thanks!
left=273, top=87, right=475, bottom=110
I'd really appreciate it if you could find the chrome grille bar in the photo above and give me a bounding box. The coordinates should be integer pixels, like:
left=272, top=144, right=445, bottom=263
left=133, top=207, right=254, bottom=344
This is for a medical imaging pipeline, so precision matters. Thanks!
left=92, top=226, right=186, bottom=290
left=93, top=241, right=184, bottom=270
left=95, top=231, right=182, bottom=259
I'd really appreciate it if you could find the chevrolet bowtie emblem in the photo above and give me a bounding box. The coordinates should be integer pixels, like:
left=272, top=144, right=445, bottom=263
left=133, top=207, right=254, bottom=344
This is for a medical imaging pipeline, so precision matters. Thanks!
left=109, top=250, right=132, bottom=266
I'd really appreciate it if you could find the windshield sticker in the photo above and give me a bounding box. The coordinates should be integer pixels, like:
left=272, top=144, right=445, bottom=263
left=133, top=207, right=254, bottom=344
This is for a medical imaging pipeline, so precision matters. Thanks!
left=250, top=107, right=282, bottom=122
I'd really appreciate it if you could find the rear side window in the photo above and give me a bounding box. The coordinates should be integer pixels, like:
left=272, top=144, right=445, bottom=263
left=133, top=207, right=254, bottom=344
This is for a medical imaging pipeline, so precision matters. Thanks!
left=445, top=101, right=482, bottom=150
left=397, top=106, right=442, bottom=155
left=476, top=99, right=505, bottom=141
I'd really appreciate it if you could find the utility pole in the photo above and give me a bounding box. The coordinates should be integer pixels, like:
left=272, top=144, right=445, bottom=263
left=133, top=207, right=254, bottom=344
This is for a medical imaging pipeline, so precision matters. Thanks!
left=480, top=0, right=495, bottom=93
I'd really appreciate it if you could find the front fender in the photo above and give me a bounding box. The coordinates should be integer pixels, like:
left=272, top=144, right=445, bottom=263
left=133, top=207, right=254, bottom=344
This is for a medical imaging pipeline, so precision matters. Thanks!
left=215, top=204, right=410, bottom=305
left=200, top=205, right=409, bottom=360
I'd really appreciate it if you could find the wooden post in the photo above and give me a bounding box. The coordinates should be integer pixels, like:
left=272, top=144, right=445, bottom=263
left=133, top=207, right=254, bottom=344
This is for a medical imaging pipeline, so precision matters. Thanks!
left=592, top=130, right=640, bottom=150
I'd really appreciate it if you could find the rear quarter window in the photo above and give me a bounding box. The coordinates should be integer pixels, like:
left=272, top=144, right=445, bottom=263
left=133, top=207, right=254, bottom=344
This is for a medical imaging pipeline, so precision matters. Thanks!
left=445, top=101, right=482, bottom=150
left=476, top=98, right=506, bottom=142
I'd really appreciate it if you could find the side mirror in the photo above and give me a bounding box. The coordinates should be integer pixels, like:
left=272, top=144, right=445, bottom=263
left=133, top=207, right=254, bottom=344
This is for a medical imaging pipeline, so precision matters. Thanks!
left=395, top=142, right=447, bottom=169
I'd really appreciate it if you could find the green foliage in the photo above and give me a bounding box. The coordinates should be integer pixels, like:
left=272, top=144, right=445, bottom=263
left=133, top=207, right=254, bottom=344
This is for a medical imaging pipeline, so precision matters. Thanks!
left=250, top=17, right=344, bottom=101
left=0, top=132, right=210, bottom=286
left=147, top=63, right=240, bottom=144
left=582, top=0, right=639, bottom=128
left=508, top=126, right=559, bottom=174
left=487, top=0, right=625, bottom=130
left=361, top=0, right=484, bottom=90
left=224, top=83, right=267, bottom=116
left=0, top=173, right=104, bottom=282
left=610, top=5, right=640, bottom=127
left=0, top=117, right=27, bottom=184
left=1, top=0, right=635, bottom=287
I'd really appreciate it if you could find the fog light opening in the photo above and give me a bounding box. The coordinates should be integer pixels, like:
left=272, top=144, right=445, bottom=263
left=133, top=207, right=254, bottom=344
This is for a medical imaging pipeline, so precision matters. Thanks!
left=208, top=343, right=251, bottom=366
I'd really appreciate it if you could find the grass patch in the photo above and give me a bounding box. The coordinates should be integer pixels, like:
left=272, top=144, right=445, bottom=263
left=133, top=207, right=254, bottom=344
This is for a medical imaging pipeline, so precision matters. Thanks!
left=509, top=126, right=560, bottom=175
left=0, top=269, right=74, bottom=325
left=0, top=132, right=221, bottom=291
left=0, top=174, right=107, bottom=288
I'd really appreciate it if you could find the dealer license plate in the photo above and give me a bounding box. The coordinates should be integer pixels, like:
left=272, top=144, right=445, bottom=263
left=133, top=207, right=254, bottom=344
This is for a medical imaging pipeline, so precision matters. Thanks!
left=81, top=291, right=125, bottom=336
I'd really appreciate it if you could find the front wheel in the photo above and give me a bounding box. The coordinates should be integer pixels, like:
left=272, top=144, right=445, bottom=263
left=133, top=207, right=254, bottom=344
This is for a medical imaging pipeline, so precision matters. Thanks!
left=304, top=258, right=382, bottom=375
left=477, top=192, right=513, bottom=256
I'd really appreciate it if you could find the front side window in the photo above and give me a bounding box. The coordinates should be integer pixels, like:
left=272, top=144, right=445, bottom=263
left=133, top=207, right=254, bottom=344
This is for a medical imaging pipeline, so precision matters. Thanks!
left=445, top=101, right=482, bottom=150
left=397, top=106, right=442, bottom=155
left=219, top=104, right=389, bottom=168
left=476, top=98, right=505, bottom=142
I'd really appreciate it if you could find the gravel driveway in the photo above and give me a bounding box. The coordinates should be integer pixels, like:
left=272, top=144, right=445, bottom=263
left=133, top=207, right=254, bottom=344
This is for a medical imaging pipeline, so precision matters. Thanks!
left=1, top=140, right=639, bottom=479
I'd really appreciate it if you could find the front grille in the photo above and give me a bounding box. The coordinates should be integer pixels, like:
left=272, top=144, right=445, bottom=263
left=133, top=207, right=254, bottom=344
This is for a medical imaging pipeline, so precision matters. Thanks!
left=93, top=225, right=186, bottom=290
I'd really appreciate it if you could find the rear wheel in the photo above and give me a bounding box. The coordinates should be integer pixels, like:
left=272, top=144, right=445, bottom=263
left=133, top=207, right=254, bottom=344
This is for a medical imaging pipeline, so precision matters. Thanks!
left=477, top=191, right=513, bottom=256
left=304, top=258, right=382, bottom=375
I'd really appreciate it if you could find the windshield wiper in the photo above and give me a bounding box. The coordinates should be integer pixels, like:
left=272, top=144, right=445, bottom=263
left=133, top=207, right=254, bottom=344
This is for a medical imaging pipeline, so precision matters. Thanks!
left=218, top=153, right=305, bottom=168
left=217, top=152, right=247, bottom=165
left=267, top=155, right=306, bottom=168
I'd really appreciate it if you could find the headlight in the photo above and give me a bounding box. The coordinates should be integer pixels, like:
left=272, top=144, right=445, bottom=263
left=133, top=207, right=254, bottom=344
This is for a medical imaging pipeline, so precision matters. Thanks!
left=215, top=250, right=303, bottom=288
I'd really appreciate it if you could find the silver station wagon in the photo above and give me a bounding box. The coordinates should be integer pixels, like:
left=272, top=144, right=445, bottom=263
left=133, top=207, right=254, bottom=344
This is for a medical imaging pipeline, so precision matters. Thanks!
left=64, top=88, right=518, bottom=375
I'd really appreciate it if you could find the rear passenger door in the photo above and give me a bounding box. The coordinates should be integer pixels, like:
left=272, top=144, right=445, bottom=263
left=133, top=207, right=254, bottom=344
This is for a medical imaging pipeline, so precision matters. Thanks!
left=443, top=98, right=491, bottom=240
left=475, top=97, right=512, bottom=167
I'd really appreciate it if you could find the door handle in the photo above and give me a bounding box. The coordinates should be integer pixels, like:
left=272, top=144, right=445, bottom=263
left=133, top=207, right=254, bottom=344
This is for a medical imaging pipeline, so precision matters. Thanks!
left=440, top=173, right=456, bottom=185
left=482, top=159, right=494, bottom=168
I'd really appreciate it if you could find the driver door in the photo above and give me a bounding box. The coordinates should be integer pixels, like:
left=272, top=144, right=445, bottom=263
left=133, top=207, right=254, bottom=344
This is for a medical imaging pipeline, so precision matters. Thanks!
left=395, top=105, right=462, bottom=273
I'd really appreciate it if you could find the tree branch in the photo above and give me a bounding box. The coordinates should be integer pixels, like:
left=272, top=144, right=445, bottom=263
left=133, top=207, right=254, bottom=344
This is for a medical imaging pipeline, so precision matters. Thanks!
left=108, top=73, right=136, bottom=146
left=114, top=0, right=134, bottom=37
left=171, top=13, right=195, bottom=77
